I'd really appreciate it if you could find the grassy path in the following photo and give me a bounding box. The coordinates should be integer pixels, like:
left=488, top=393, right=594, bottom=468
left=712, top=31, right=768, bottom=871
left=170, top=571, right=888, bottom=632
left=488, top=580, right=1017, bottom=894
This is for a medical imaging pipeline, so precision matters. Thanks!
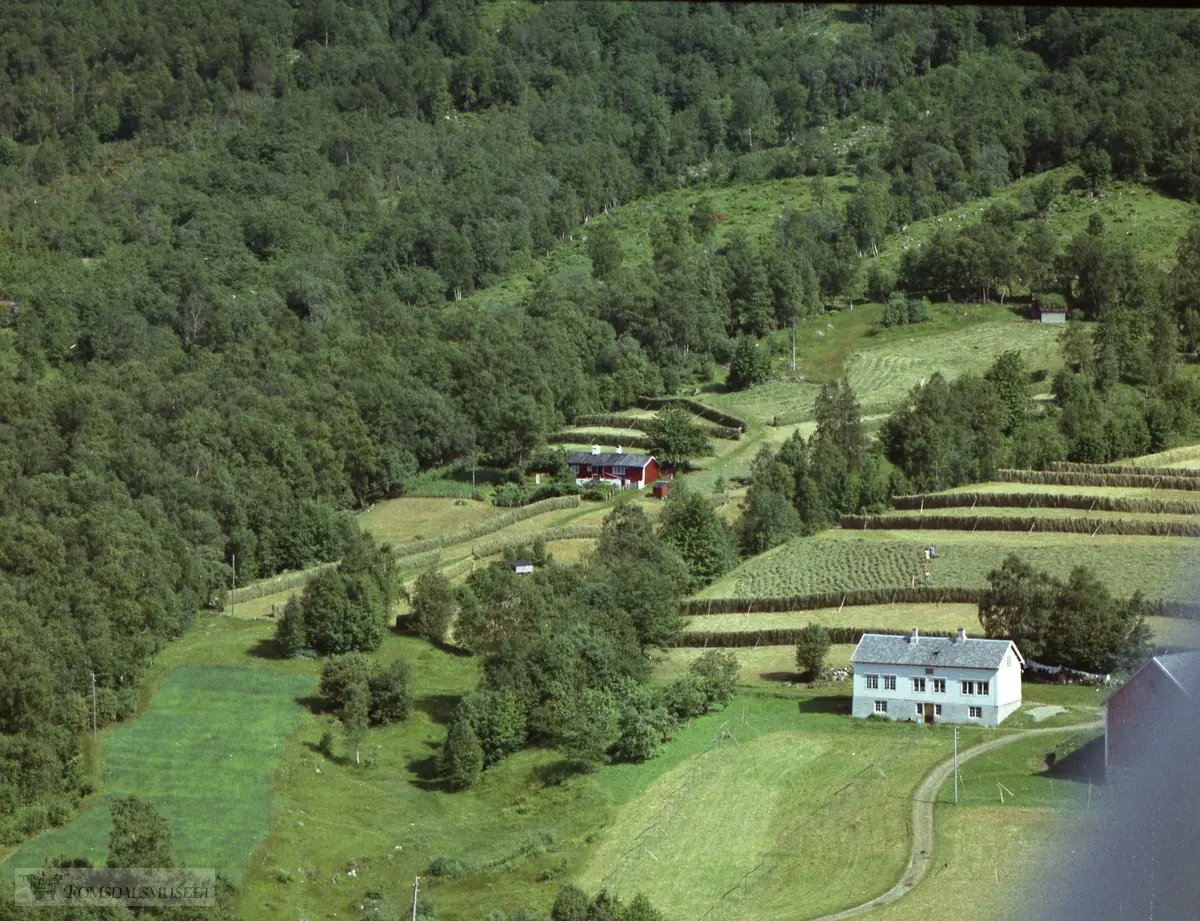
left=806, top=721, right=1102, bottom=921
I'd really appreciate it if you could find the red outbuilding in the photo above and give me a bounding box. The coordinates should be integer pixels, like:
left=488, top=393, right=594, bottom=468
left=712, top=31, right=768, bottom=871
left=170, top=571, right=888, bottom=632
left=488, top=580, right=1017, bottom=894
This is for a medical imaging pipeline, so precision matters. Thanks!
left=567, top=447, right=660, bottom=490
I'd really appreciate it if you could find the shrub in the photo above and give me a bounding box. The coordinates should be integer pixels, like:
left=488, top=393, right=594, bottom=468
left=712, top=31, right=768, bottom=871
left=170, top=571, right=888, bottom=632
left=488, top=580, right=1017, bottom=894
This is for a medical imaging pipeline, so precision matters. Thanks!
left=427, top=855, right=469, bottom=879
left=659, top=673, right=711, bottom=719
left=441, top=714, right=484, bottom=790
left=368, top=659, right=413, bottom=725
left=318, top=653, right=371, bottom=712
left=689, top=650, right=740, bottom=707
left=795, top=625, right=831, bottom=680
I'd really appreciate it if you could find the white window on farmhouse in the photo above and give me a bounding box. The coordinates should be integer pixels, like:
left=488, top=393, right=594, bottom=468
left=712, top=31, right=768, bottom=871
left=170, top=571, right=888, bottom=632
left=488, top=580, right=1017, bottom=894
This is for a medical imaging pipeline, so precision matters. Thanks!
left=978, top=681, right=990, bottom=695
left=611, top=465, right=626, bottom=476
left=865, top=674, right=879, bottom=689
left=883, top=675, right=897, bottom=690
left=915, top=704, right=923, bottom=716
left=960, top=680, right=974, bottom=695
left=932, top=678, right=946, bottom=693
left=874, top=700, right=888, bottom=713
left=912, top=677, right=926, bottom=692
left=935, top=704, right=943, bottom=716
left=969, top=706, right=982, bottom=719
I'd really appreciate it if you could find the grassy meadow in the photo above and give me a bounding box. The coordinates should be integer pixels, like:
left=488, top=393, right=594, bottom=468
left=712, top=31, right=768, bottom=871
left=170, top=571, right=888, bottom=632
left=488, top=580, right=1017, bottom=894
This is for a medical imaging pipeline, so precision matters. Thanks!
left=575, top=715, right=965, bottom=921
left=682, top=603, right=981, bottom=636
left=2, top=665, right=314, bottom=881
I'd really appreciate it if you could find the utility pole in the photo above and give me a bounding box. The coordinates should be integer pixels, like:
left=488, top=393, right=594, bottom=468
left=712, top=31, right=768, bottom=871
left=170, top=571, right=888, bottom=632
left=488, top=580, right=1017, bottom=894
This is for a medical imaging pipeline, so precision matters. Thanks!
left=91, top=671, right=97, bottom=742
left=230, top=553, right=236, bottom=618
left=790, top=316, right=797, bottom=371
left=953, top=726, right=958, bottom=805
left=411, top=876, right=420, bottom=921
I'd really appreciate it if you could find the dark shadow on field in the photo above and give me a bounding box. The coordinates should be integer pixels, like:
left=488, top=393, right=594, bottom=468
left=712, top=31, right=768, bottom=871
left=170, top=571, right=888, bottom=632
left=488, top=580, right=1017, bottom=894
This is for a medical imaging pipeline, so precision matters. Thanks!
left=798, top=695, right=852, bottom=715
left=301, top=739, right=351, bottom=767
left=392, top=620, right=474, bottom=658
left=407, top=751, right=444, bottom=791
left=533, top=759, right=592, bottom=787
left=760, top=671, right=799, bottom=684
left=415, top=694, right=461, bottom=725
left=1044, top=735, right=1106, bottom=784
left=248, top=635, right=285, bottom=659
left=297, top=694, right=332, bottom=715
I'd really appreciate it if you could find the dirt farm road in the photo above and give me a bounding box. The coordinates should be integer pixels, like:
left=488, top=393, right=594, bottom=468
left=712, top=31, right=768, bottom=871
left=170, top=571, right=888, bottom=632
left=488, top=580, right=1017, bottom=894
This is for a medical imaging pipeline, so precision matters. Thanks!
left=807, top=720, right=1104, bottom=921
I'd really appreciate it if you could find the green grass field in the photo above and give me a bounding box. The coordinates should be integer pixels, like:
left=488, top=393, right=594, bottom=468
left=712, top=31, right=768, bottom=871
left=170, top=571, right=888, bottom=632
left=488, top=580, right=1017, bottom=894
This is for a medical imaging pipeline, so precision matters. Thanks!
left=683, top=603, right=980, bottom=635
left=870, top=806, right=1054, bottom=921
left=651, top=645, right=858, bottom=688
left=844, top=312, right=1063, bottom=417
left=358, top=497, right=502, bottom=545
left=575, top=705, right=970, bottom=921
left=701, top=529, right=1200, bottom=601
left=2, top=665, right=314, bottom=881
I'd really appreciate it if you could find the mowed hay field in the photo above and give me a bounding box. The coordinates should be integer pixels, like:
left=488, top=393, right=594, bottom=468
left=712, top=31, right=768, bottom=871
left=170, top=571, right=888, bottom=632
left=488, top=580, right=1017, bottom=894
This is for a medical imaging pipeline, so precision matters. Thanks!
left=683, top=603, right=980, bottom=636
left=845, top=315, right=1063, bottom=416
left=358, top=497, right=503, bottom=545
left=870, top=807, right=1056, bottom=921
left=2, top=666, right=314, bottom=881
left=576, top=705, right=967, bottom=921
left=700, top=529, right=1200, bottom=601
left=651, top=645, right=858, bottom=687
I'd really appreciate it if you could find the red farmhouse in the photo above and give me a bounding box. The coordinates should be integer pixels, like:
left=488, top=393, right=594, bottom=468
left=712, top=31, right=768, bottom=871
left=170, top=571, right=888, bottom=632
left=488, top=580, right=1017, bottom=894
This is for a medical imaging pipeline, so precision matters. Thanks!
left=567, top=447, right=660, bottom=490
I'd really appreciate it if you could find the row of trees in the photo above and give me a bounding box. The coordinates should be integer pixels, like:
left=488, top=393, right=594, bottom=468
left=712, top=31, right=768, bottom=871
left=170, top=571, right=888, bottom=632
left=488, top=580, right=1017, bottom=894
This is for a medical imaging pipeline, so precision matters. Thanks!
left=739, top=379, right=895, bottom=555
left=979, top=554, right=1151, bottom=673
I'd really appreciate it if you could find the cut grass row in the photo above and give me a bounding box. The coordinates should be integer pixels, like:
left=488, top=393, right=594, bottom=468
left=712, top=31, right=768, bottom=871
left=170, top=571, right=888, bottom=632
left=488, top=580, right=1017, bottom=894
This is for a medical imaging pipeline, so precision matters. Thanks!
left=998, top=468, right=1200, bottom=492
left=843, top=512, right=1200, bottom=538
left=892, top=491, right=1200, bottom=516
left=680, top=606, right=1200, bottom=651
left=700, top=529, right=1200, bottom=602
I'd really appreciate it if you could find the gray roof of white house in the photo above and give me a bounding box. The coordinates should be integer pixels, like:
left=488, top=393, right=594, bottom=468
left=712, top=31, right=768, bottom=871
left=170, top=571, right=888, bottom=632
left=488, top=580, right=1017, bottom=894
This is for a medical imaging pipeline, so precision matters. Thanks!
left=852, top=633, right=1017, bottom=670
left=566, top=451, right=654, bottom=468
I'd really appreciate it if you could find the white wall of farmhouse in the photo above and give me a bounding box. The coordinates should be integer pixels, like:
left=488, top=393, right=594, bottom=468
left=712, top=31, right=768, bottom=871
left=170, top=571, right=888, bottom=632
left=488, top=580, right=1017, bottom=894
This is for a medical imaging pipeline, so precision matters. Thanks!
left=851, top=649, right=1022, bottom=727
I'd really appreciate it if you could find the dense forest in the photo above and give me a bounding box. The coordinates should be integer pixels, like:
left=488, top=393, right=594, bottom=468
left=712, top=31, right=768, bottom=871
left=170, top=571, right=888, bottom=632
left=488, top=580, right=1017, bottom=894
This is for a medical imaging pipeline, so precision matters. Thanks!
left=5, top=0, right=1200, bottom=852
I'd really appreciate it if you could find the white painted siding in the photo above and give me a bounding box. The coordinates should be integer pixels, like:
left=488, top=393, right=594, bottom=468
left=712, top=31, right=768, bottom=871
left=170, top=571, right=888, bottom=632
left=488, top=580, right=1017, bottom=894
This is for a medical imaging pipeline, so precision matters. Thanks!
left=852, top=648, right=1021, bottom=726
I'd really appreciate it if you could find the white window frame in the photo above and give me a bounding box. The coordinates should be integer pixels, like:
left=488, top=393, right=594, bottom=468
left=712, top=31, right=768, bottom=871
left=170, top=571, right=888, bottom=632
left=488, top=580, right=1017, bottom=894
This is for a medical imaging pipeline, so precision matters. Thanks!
left=968, top=706, right=982, bottom=719
left=912, top=677, right=926, bottom=693
left=611, top=465, right=626, bottom=476
left=865, top=674, right=879, bottom=690
left=932, top=678, right=946, bottom=693
left=961, top=680, right=974, bottom=695
left=883, top=675, right=897, bottom=691
left=874, top=700, right=888, bottom=713
left=935, top=704, right=943, bottom=716
left=915, top=704, right=923, bottom=716
left=978, top=681, right=989, bottom=696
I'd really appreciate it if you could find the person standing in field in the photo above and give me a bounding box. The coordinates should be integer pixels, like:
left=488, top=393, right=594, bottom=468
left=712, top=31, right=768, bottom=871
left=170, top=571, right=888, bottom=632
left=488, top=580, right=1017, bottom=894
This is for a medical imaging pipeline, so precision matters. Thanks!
left=924, top=570, right=932, bottom=585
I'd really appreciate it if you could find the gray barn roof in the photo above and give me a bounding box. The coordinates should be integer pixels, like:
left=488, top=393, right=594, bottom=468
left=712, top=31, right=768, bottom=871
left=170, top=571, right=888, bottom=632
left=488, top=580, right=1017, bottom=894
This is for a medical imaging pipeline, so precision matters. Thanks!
left=852, top=633, right=1017, bottom=670
left=566, top=451, right=654, bottom=468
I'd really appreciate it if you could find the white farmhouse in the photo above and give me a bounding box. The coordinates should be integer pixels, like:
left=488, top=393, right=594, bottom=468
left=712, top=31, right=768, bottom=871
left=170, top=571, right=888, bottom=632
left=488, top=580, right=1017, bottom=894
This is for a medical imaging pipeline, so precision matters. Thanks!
left=850, top=628, right=1024, bottom=726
